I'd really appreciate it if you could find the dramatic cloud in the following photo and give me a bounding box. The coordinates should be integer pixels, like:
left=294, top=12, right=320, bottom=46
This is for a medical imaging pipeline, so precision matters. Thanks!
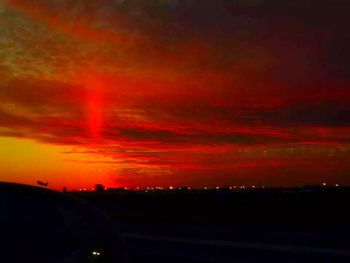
left=1, top=0, right=350, bottom=189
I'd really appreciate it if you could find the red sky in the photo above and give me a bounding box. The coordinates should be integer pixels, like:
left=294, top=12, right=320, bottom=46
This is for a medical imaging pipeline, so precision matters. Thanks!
left=1, top=0, right=350, bottom=190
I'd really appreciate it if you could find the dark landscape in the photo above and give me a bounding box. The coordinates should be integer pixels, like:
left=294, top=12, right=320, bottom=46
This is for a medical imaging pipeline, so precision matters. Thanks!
left=73, top=187, right=350, bottom=262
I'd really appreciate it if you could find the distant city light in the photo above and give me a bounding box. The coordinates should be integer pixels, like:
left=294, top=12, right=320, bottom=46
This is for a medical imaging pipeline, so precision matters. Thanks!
left=216, top=186, right=220, bottom=189
left=252, top=185, right=256, bottom=188
left=322, top=183, right=327, bottom=186
left=335, top=184, right=339, bottom=187
left=92, top=251, right=101, bottom=256
left=169, top=186, right=174, bottom=190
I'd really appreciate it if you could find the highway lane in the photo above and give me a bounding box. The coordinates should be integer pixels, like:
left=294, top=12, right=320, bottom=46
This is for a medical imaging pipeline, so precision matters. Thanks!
left=121, top=232, right=350, bottom=263
left=116, top=222, right=350, bottom=250
left=78, top=190, right=350, bottom=262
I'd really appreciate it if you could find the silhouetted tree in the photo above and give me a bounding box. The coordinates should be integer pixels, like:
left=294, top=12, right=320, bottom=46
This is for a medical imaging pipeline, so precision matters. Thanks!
left=95, top=184, right=105, bottom=193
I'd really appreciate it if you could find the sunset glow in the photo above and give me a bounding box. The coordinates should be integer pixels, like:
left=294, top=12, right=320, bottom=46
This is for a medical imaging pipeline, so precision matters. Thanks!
left=85, top=77, right=104, bottom=140
left=1, top=1, right=350, bottom=190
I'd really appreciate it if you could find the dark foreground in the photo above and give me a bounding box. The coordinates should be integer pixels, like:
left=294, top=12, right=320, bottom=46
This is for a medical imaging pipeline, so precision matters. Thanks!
left=73, top=188, right=350, bottom=262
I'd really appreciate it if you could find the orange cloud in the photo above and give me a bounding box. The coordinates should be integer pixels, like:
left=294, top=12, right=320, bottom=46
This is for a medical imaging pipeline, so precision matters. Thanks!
left=1, top=1, right=350, bottom=189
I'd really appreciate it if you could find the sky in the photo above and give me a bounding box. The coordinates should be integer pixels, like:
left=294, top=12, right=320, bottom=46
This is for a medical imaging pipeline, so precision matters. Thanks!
left=1, top=0, right=350, bottom=190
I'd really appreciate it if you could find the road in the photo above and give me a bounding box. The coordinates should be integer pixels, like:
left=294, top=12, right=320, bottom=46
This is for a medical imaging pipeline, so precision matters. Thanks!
left=115, top=223, right=350, bottom=263
left=76, top=190, right=350, bottom=262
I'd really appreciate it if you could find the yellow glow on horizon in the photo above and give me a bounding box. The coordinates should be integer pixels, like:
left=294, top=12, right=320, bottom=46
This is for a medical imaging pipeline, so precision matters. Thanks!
left=0, top=137, right=114, bottom=190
